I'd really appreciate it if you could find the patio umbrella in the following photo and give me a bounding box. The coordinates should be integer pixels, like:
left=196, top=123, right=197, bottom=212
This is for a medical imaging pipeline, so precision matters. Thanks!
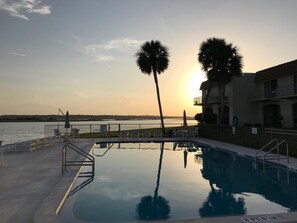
left=64, top=111, right=70, bottom=142
left=183, top=110, right=187, bottom=129
left=65, top=111, right=70, bottom=129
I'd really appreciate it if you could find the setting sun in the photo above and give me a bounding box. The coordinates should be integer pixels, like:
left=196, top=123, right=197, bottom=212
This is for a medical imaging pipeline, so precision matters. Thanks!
left=185, top=67, right=206, bottom=99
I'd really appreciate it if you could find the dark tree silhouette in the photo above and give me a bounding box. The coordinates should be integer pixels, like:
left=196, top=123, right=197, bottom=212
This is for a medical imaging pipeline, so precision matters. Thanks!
left=136, top=40, right=169, bottom=135
left=198, top=37, right=243, bottom=124
left=199, top=188, right=246, bottom=217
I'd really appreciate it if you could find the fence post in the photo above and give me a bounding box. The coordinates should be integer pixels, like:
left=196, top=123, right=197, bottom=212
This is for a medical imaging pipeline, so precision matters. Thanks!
left=90, top=124, right=92, bottom=138
left=1, top=141, right=3, bottom=167
left=118, top=124, right=121, bottom=135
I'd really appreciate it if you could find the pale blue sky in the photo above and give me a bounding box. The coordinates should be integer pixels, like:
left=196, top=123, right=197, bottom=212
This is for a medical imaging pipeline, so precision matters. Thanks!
left=0, top=0, right=296, bottom=116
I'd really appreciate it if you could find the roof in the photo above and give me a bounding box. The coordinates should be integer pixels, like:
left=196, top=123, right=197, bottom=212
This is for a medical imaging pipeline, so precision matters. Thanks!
left=199, top=81, right=209, bottom=90
left=255, top=59, right=297, bottom=82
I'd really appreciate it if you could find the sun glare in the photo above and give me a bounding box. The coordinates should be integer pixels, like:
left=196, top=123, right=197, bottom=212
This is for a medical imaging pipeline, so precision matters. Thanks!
left=185, top=68, right=206, bottom=98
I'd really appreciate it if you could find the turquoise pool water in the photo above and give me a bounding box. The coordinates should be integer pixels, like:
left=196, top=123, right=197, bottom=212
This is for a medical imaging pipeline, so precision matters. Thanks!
left=60, top=142, right=297, bottom=222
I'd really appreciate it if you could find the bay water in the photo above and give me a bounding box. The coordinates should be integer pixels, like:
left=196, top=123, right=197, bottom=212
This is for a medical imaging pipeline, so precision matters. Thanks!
left=0, top=119, right=197, bottom=145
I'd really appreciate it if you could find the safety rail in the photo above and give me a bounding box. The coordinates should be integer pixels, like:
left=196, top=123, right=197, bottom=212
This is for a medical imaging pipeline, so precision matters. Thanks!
left=263, top=140, right=289, bottom=172
left=255, top=139, right=278, bottom=164
left=92, top=124, right=111, bottom=143
left=92, top=143, right=114, bottom=157
left=62, top=143, right=95, bottom=177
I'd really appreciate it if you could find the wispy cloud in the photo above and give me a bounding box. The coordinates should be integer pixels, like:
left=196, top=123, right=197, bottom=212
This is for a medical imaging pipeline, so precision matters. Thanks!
left=12, top=52, right=25, bottom=57
left=94, top=55, right=116, bottom=62
left=84, top=38, right=142, bottom=62
left=0, top=0, right=51, bottom=20
left=72, top=90, right=89, bottom=99
left=84, top=38, right=142, bottom=53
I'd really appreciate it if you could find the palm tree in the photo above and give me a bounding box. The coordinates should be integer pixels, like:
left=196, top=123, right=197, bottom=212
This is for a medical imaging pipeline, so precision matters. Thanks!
left=198, top=38, right=243, bottom=124
left=136, top=40, right=169, bottom=135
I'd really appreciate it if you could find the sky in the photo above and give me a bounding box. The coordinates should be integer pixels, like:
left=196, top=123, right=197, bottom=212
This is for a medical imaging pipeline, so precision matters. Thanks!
left=0, top=0, right=296, bottom=117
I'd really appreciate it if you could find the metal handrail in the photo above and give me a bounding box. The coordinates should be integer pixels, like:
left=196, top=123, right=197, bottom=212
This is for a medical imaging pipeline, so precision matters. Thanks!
left=255, top=139, right=278, bottom=163
left=62, top=143, right=95, bottom=175
left=92, top=143, right=114, bottom=157
left=263, top=140, right=289, bottom=172
left=92, top=124, right=111, bottom=143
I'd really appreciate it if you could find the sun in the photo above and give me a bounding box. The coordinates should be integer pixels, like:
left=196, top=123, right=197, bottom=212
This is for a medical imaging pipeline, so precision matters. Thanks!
left=185, top=68, right=206, bottom=98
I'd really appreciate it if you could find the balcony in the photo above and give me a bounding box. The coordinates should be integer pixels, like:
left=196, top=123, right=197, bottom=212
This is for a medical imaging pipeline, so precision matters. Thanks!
left=194, top=96, right=229, bottom=106
left=249, top=84, right=297, bottom=102
left=194, top=97, right=202, bottom=106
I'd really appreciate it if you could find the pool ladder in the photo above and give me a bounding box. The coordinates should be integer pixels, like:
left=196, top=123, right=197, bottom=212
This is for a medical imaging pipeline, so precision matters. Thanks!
left=62, top=143, right=95, bottom=177
left=254, top=139, right=289, bottom=172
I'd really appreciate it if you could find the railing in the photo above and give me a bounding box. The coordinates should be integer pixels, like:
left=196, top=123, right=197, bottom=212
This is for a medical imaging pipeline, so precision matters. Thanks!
left=255, top=139, right=278, bottom=164
left=62, top=143, right=95, bottom=177
left=194, top=96, right=202, bottom=105
left=92, top=142, right=114, bottom=157
left=263, top=140, right=289, bottom=172
left=249, top=84, right=297, bottom=101
left=254, top=139, right=289, bottom=172
left=45, top=122, right=194, bottom=138
left=193, top=96, right=229, bottom=105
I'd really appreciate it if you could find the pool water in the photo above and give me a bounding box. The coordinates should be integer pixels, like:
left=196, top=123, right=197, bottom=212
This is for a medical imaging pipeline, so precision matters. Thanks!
left=60, top=142, right=297, bottom=222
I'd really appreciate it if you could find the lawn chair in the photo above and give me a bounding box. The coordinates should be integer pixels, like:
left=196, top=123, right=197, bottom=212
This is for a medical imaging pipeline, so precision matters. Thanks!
left=130, top=131, right=140, bottom=139
left=142, top=131, right=151, bottom=139
left=153, top=130, right=162, bottom=138
left=71, top=128, right=80, bottom=138
left=54, top=129, right=61, bottom=139
left=188, top=127, right=199, bottom=138
left=118, top=131, right=129, bottom=138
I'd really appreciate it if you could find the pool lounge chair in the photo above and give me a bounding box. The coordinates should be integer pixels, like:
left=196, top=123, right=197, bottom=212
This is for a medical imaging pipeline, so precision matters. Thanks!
left=153, top=130, right=162, bottom=138
left=130, top=131, right=140, bottom=139
left=54, top=129, right=62, bottom=139
left=118, top=131, right=129, bottom=138
left=187, top=127, right=199, bottom=138
left=142, top=131, right=151, bottom=139
left=70, top=128, right=80, bottom=138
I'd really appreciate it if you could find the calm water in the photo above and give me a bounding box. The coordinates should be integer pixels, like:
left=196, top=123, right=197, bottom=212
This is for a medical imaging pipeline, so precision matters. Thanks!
left=0, top=119, right=196, bottom=145
left=60, top=142, right=297, bottom=222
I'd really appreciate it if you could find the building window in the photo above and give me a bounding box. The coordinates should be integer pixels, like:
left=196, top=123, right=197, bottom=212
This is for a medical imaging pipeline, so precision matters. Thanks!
left=264, top=79, right=277, bottom=98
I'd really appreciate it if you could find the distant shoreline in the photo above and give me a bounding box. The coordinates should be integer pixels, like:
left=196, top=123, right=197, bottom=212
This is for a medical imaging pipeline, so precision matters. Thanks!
left=0, top=115, right=186, bottom=122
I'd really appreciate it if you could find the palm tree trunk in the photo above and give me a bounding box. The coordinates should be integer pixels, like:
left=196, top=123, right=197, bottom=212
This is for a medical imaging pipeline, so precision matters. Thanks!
left=154, top=143, right=165, bottom=199
left=153, top=71, right=166, bottom=136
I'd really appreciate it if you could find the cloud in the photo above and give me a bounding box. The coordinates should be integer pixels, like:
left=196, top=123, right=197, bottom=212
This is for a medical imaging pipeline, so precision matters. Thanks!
left=0, top=0, right=51, bottom=20
left=12, top=52, right=25, bottom=57
left=72, top=90, right=89, bottom=99
left=84, top=38, right=142, bottom=54
left=84, top=38, right=142, bottom=62
left=94, top=55, right=116, bottom=62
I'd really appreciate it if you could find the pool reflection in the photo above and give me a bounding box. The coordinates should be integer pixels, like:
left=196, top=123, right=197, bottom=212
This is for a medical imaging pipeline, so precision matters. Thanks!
left=136, top=142, right=170, bottom=221
left=199, top=148, right=297, bottom=214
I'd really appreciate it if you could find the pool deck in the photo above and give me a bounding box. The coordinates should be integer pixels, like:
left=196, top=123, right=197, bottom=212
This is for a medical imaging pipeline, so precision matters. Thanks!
left=1, top=137, right=297, bottom=223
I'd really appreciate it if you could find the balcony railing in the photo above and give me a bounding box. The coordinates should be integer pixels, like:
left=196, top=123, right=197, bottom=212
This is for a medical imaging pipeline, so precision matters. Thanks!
left=249, top=84, right=297, bottom=101
left=194, top=96, right=229, bottom=106
left=194, top=97, right=202, bottom=106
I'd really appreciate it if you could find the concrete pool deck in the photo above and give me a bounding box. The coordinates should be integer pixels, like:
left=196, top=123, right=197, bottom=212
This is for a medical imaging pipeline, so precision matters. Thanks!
left=0, top=137, right=297, bottom=223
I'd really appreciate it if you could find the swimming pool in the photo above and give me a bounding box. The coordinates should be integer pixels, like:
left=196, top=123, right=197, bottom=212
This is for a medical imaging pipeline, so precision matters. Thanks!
left=59, top=141, right=297, bottom=222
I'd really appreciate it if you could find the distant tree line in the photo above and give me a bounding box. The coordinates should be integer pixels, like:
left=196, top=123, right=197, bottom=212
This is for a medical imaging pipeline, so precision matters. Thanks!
left=0, top=115, right=182, bottom=122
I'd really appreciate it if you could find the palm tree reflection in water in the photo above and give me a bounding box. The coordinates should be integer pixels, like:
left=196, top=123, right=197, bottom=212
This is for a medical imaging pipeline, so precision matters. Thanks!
left=199, top=188, right=246, bottom=217
left=199, top=149, right=246, bottom=217
left=136, top=142, right=170, bottom=220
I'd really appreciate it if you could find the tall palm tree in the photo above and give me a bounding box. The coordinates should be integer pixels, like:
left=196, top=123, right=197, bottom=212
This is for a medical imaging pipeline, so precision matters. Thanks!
left=136, top=40, right=169, bottom=135
left=198, top=38, right=243, bottom=124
